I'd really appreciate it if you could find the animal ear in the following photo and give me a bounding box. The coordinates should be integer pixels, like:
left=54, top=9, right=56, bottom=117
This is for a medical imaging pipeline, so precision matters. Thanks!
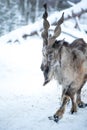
left=41, top=3, right=50, bottom=46
left=48, top=12, right=64, bottom=46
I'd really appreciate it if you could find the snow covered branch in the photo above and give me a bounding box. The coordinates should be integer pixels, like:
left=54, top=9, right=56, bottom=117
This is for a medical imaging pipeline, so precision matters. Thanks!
left=27, top=0, right=87, bottom=38
left=0, top=0, right=87, bottom=44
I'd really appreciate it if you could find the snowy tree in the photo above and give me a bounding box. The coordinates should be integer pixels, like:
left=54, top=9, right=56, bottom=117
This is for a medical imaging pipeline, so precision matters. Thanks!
left=0, top=0, right=86, bottom=36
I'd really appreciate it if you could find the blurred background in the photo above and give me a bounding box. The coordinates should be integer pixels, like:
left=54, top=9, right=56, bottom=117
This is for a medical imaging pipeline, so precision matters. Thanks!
left=0, top=0, right=82, bottom=36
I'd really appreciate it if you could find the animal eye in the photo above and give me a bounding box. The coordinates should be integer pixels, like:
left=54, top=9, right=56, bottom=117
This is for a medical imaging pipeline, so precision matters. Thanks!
left=43, top=51, right=48, bottom=57
left=43, top=52, right=46, bottom=56
left=48, top=54, right=53, bottom=61
left=43, top=52, right=45, bottom=57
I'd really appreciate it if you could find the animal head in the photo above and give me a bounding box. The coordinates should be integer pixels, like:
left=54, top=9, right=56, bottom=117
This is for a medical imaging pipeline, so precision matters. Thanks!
left=41, top=3, right=64, bottom=85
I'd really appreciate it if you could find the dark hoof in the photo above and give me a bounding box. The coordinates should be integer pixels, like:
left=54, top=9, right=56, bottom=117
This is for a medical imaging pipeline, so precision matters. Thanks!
left=78, top=103, right=87, bottom=108
left=54, top=115, right=59, bottom=122
left=48, top=115, right=59, bottom=123
left=71, top=108, right=77, bottom=114
left=71, top=110, right=74, bottom=114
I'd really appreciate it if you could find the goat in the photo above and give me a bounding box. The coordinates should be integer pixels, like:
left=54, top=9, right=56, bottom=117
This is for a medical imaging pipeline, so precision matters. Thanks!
left=41, top=4, right=87, bottom=122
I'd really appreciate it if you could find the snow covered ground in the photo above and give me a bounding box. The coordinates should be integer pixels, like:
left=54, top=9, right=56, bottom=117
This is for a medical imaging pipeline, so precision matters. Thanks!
left=0, top=1, right=87, bottom=129
left=0, top=34, right=87, bottom=130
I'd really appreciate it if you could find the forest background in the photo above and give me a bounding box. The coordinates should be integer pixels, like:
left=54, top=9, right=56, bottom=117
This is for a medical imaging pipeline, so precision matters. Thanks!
left=0, top=0, right=81, bottom=36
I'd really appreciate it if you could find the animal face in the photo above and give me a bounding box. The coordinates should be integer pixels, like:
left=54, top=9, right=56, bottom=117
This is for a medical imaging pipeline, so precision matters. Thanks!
left=41, top=40, right=64, bottom=85
left=41, top=46, right=54, bottom=85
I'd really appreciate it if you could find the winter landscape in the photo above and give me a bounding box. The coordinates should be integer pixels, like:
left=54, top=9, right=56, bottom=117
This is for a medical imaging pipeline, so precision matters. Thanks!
left=0, top=0, right=87, bottom=130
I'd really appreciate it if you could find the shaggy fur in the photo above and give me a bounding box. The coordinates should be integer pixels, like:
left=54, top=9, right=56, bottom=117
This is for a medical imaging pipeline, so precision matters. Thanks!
left=41, top=4, right=87, bottom=122
left=41, top=38, right=87, bottom=122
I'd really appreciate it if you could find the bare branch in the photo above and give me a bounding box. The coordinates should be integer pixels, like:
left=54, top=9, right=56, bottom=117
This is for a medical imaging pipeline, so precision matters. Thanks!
left=52, top=8, right=87, bottom=26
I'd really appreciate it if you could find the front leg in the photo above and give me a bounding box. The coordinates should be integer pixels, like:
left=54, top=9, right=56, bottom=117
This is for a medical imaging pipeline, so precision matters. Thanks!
left=53, top=95, right=69, bottom=122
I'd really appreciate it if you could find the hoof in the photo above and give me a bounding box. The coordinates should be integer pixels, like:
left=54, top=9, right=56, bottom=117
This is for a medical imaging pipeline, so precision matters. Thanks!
left=48, top=115, right=60, bottom=123
left=71, top=110, right=77, bottom=114
left=78, top=103, right=87, bottom=108
left=54, top=115, right=59, bottom=122
left=71, top=108, right=77, bottom=114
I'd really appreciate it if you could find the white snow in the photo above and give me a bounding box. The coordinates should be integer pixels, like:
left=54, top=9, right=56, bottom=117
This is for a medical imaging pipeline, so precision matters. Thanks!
left=0, top=0, right=87, bottom=129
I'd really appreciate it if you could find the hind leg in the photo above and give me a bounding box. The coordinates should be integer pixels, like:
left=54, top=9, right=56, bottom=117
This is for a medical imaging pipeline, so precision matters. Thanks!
left=76, top=88, right=87, bottom=108
left=76, top=81, right=87, bottom=108
left=70, top=94, right=77, bottom=113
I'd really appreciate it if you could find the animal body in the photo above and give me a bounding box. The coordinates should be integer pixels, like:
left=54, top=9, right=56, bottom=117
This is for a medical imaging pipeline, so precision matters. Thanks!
left=41, top=4, right=87, bottom=122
